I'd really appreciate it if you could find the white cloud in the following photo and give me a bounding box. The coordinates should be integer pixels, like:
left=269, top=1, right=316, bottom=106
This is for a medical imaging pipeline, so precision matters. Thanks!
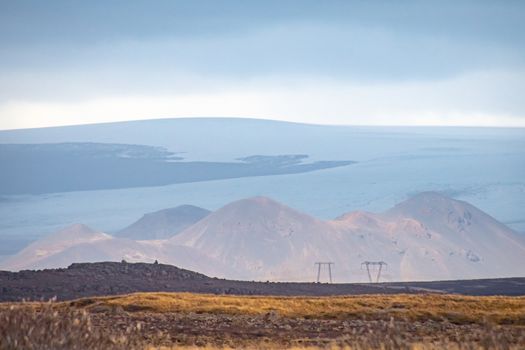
left=1, top=69, right=524, bottom=130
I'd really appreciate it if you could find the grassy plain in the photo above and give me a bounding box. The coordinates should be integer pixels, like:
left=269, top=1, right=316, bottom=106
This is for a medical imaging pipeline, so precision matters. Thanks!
left=1, top=292, right=524, bottom=349
left=70, top=292, right=525, bottom=324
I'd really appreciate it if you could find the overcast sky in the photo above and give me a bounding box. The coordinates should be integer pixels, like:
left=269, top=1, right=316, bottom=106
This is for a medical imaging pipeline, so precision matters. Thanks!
left=1, top=0, right=524, bottom=129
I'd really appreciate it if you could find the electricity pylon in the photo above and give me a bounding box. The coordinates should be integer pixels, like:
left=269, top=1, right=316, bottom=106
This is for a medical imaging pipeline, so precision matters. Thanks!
left=361, top=261, right=387, bottom=283
left=314, top=262, right=334, bottom=283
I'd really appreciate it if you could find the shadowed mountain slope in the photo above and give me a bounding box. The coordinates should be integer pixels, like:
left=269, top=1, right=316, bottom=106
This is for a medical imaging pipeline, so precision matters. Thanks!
left=116, top=205, right=211, bottom=240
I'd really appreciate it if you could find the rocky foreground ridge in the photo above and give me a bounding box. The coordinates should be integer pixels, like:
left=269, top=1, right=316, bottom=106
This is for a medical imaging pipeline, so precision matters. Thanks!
left=1, top=261, right=524, bottom=302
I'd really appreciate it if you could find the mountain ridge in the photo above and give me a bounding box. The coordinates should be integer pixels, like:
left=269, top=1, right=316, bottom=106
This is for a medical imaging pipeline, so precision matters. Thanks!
left=2, top=192, right=524, bottom=282
left=1, top=261, right=524, bottom=302
left=116, top=205, right=211, bottom=240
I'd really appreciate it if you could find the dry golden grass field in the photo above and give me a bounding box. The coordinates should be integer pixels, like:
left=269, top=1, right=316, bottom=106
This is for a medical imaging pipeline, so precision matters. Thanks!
left=1, top=292, right=525, bottom=349
left=71, top=292, right=525, bottom=324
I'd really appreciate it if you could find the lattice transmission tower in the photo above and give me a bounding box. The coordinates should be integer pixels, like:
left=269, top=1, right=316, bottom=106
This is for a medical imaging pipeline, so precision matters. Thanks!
left=314, top=262, right=334, bottom=283
left=361, top=261, right=387, bottom=283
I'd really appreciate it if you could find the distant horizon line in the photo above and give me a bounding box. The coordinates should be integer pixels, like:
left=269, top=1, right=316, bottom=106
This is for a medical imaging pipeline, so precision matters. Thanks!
left=1, top=116, right=525, bottom=132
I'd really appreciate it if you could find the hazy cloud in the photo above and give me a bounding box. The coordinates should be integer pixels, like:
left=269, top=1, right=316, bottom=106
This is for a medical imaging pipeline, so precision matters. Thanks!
left=0, top=0, right=524, bottom=128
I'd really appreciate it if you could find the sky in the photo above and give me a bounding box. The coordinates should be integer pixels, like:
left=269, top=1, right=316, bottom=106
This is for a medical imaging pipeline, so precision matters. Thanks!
left=0, top=0, right=525, bottom=129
